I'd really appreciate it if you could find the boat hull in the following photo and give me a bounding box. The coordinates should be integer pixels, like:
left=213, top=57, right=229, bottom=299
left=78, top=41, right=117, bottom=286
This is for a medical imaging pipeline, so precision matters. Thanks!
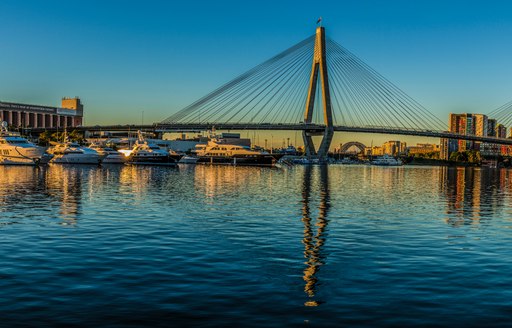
left=196, top=155, right=276, bottom=166
left=127, top=155, right=177, bottom=166
left=0, top=155, right=39, bottom=165
left=178, top=155, right=199, bottom=164
left=102, top=154, right=126, bottom=164
left=0, top=152, right=53, bottom=165
left=51, top=154, right=102, bottom=164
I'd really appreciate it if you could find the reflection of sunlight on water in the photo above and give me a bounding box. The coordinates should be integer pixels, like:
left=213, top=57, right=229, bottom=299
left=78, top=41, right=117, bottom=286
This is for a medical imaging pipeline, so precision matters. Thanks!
left=0, top=166, right=45, bottom=225
left=301, top=165, right=330, bottom=307
left=45, top=165, right=86, bottom=225
left=193, top=165, right=274, bottom=202
left=119, top=165, right=153, bottom=197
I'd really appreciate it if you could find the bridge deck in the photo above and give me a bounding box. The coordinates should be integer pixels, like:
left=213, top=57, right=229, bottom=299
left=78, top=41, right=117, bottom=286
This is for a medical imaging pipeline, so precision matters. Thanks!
left=30, top=123, right=512, bottom=146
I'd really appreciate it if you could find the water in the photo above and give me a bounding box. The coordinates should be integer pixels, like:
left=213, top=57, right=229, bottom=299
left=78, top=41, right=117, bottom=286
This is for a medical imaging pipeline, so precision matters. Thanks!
left=1, top=164, right=512, bottom=327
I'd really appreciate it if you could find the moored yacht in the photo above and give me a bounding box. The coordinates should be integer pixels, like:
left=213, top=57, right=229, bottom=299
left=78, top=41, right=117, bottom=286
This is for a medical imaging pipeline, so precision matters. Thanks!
left=0, top=121, right=52, bottom=165
left=194, top=139, right=276, bottom=166
left=125, top=131, right=178, bottom=166
left=48, top=141, right=104, bottom=164
left=370, top=154, right=403, bottom=166
left=89, top=142, right=126, bottom=164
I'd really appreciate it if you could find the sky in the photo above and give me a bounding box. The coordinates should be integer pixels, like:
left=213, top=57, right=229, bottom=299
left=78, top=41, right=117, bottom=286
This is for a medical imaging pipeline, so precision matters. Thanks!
left=1, top=0, right=512, bottom=147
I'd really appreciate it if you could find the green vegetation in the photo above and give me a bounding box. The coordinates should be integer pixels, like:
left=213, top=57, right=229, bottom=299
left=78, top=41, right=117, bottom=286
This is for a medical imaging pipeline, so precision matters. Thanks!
left=37, top=130, right=85, bottom=146
left=448, top=150, right=481, bottom=164
left=412, top=151, right=439, bottom=160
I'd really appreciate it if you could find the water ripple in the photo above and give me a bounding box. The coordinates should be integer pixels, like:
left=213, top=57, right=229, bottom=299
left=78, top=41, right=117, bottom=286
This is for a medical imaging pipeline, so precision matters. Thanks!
left=1, top=165, right=512, bottom=326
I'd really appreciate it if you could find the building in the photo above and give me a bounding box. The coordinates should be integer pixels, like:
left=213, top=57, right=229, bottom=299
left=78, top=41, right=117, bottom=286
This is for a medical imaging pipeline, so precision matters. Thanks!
left=407, top=143, right=440, bottom=156
left=443, top=113, right=509, bottom=159
left=473, top=114, right=488, bottom=137
left=472, top=114, right=488, bottom=150
left=487, top=119, right=497, bottom=137
left=496, top=124, right=507, bottom=139
left=449, top=113, right=475, bottom=151
left=382, top=140, right=406, bottom=156
left=440, top=137, right=460, bottom=160
left=364, top=146, right=384, bottom=156
left=0, top=97, right=83, bottom=129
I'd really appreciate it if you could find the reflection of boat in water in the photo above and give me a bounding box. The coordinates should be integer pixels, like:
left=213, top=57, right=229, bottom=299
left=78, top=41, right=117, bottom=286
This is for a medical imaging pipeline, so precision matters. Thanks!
left=0, top=122, right=52, bottom=165
left=194, top=140, right=276, bottom=166
left=126, top=131, right=178, bottom=166
left=370, top=154, right=403, bottom=166
left=338, top=158, right=360, bottom=165
left=89, top=143, right=126, bottom=164
left=48, top=141, right=104, bottom=164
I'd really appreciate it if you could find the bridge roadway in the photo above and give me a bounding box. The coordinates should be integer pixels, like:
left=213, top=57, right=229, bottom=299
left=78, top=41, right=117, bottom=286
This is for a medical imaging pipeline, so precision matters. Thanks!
left=31, top=123, right=512, bottom=146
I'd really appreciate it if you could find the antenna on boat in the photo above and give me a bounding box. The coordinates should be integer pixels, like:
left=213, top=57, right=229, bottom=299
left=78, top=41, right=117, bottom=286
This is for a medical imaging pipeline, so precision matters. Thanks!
left=1, top=121, right=8, bottom=134
left=137, top=130, right=145, bottom=143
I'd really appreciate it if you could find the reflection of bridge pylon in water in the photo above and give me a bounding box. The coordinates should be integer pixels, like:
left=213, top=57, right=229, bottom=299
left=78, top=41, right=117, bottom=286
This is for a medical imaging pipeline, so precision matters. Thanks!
left=301, top=165, right=330, bottom=307
left=303, top=27, right=334, bottom=161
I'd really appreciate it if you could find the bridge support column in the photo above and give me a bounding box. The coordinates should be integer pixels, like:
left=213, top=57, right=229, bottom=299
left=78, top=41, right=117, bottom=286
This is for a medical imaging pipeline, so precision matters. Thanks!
left=302, top=26, right=334, bottom=162
left=303, top=133, right=317, bottom=157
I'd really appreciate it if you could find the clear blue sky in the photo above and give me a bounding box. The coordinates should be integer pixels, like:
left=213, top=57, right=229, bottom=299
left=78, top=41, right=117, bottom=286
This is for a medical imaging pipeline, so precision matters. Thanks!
left=1, top=0, right=512, bottom=145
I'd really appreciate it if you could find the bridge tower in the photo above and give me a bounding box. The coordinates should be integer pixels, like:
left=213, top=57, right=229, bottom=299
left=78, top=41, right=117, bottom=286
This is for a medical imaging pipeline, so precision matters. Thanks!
left=303, top=26, right=334, bottom=161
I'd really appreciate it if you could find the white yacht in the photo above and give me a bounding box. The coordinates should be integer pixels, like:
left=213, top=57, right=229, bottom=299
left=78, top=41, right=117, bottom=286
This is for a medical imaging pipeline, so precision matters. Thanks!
left=0, top=121, right=52, bottom=165
left=370, top=154, right=403, bottom=166
left=194, top=139, right=276, bottom=166
left=89, top=142, right=126, bottom=164
left=48, top=141, right=104, bottom=164
left=126, top=131, right=178, bottom=166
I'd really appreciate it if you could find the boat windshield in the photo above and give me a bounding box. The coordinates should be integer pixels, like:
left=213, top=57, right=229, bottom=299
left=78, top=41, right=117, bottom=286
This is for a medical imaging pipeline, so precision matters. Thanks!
left=6, top=139, right=29, bottom=144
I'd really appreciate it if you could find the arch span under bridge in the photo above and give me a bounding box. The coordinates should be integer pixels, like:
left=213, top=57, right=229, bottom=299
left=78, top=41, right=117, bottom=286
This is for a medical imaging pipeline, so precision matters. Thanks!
left=340, top=141, right=366, bottom=153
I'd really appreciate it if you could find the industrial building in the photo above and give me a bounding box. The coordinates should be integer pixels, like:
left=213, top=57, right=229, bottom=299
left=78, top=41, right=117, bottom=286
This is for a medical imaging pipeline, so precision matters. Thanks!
left=0, top=97, right=83, bottom=129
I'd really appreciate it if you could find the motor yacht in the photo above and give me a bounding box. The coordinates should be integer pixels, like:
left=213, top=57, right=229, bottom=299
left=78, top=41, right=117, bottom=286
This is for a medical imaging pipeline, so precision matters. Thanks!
left=370, top=154, right=403, bottom=166
left=194, top=139, right=276, bottom=166
left=125, top=131, right=177, bottom=166
left=0, top=121, right=52, bottom=165
left=48, top=141, right=104, bottom=164
left=89, top=142, right=126, bottom=164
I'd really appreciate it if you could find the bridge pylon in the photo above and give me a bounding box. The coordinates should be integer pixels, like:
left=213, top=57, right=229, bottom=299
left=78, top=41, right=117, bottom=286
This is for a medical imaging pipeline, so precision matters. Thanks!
left=303, top=26, right=334, bottom=161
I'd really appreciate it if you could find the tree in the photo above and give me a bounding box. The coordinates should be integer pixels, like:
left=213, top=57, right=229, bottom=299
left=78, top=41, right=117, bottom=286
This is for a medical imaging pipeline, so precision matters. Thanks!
left=38, top=131, right=53, bottom=146
left=467, top=150, right=481, bottom=164
left=68, top=130, right=85, bottom=143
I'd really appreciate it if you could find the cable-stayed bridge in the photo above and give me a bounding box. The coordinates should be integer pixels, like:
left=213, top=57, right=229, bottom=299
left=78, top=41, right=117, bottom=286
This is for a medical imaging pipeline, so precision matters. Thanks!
left=33, top=26, right=512, bottom=156
left=156, top=26, right=512, bottom=158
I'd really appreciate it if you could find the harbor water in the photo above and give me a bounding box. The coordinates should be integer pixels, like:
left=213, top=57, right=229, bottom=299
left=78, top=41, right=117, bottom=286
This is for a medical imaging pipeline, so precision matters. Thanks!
left=2, top=164, right=512, bottom=327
